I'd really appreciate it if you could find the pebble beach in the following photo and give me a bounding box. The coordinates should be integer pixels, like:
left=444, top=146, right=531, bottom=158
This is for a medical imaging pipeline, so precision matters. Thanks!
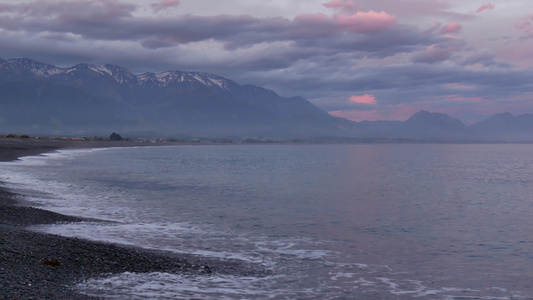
left=0, top=138, right=266, bottom=299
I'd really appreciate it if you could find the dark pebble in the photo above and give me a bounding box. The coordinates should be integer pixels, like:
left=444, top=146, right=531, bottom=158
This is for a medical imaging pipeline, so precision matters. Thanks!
left=1, top=187, right=270, bottom=299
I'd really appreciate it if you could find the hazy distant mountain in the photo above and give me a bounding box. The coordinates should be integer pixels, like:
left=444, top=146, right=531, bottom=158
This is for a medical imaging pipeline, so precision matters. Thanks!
left=355, top=111, right=533, bottom=142
left=402, top=110, right=467, bottom=139
left=356, top=111, right=468, bottom=140
left=469, top=112, right=533, bottom=142
left=353, top=120, right=400, bottom=140
left=404, top=110, right=465, bottom=129
left=0, top=58, right=356, bottom=138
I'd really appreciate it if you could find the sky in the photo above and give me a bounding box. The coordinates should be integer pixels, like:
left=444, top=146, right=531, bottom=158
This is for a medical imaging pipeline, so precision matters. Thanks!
left=0, top=0, right=532, bottom=124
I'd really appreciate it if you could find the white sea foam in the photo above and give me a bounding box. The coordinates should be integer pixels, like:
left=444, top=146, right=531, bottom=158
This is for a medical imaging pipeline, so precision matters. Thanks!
left=1, top=147, right=112, bottom=167
left=0, top=147, right=136, bottom=221
left=30, top=218, right=533, bottom=300
left=46, top=219, right=525, bottom=299
left=324, top=262, right=530, bottom=300
left=77, top=272, right=316, bottom=300
left=76, top=268, right=529, bottom=300
left=1, top=174, right=135, bottom=221
left=32, top=220, right=331, bottom=267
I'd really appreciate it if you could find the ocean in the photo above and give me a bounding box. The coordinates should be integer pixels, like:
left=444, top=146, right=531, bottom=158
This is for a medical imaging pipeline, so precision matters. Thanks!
left=1, top=144, right=533, bottom=299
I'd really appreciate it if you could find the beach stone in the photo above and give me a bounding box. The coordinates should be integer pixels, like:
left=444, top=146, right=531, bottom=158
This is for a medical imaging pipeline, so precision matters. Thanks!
left=0, top=190, right=270, bottom=299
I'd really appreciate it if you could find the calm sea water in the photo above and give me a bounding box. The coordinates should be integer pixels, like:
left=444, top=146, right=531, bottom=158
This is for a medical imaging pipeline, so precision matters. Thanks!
left=2, top=144, right=533, bottom=299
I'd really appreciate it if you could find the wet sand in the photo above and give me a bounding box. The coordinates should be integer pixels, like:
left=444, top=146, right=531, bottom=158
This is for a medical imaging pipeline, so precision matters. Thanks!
left=0, top=138, right=266, bottom=299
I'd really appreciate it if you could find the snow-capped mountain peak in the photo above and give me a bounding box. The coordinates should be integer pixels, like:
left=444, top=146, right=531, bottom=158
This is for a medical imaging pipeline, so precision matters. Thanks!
left=68, top=63, right=136, bottom=84
left=137, top=70, right=232, bottom=90
left=5, top=58, right=65, bottom=78
left=1, top=58, right=233, bottom=90
left=87, top=64, right=113, bottom=77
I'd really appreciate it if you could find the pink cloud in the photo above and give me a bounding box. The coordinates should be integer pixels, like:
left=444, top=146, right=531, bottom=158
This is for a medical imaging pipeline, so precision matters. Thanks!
left=293, top=10, right=396, bottom=36
left=334, top=11, right=397, bottom=33
left=476, top=3, right=495, bottom=13
left=151, top=0, right=180, bottom=11
left=349, top=94, right=377, bottom=104
left=515, top=19, right=531, bottom=30
left=515, top=15, right=533, bottom=36
left=323, top=0, right=358, bottom=14
left=440, top=23, right=462, bottom=34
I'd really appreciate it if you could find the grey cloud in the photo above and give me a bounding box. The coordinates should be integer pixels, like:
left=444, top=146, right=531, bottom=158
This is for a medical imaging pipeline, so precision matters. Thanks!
left=456, top=51, right=513, bottom=69
left=0, top=0, right=443, bottom=56
left=0, top=0, right=454, bottom=79
left=412, top=47, right=456, bottom=64
left=0, top=1, right=135, bottom=20
left=1, top=0, right=532, bottom=122
left=240, top=58, right=533, bottom=112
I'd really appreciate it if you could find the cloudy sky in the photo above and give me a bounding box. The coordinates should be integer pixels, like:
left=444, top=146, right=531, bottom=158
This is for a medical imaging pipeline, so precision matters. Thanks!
left=1, top=0, right=532, bottom=123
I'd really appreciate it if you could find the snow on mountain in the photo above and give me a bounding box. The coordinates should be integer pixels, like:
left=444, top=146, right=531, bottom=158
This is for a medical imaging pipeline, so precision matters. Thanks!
left=32, top=66, right=65, bottom=77
left=137, top=70, right=232, bottom=90
left=207, top=77, right=227, bottom=89
left=102, top=64, right=137, bottom=85
left=88, top=64, right=113, bottom=77
left=1, top=58, right=232, bottom=90
left=5, top=58, right=65, bottom=77
left=137, top=71, right=182, bottom=86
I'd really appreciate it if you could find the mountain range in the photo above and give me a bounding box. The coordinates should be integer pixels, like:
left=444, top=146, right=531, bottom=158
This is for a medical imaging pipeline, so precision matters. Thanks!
left=0, top=58, right=357, bottom=138
left=357, top=111, right=533, bottom=142
left=1, top=58, right=532, bottom=142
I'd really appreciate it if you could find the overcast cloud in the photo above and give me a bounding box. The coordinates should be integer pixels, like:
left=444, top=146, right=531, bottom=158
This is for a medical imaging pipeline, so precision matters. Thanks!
left=0, top=0, right=532, bottom=123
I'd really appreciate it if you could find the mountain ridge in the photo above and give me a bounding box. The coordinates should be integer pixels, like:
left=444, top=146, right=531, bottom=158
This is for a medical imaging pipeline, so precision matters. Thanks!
left=0, top=58, right=355, bottom=138
left=1, top=58, right=533, bottom=142
left=1, top=58, right=239, bottom=89
left=359, top=110, right=533, bottom=142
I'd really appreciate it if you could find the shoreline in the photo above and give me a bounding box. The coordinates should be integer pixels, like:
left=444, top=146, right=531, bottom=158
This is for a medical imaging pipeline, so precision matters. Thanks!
left=0, top=137, right=181, bottom=162
left=0, top=138, right=268, bottom=299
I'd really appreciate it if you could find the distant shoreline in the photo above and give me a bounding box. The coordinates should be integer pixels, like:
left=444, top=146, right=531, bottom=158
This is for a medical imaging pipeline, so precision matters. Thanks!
left=1, top=136, right=531, bottom=162
left=0, top=137, right=184, bottom=162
